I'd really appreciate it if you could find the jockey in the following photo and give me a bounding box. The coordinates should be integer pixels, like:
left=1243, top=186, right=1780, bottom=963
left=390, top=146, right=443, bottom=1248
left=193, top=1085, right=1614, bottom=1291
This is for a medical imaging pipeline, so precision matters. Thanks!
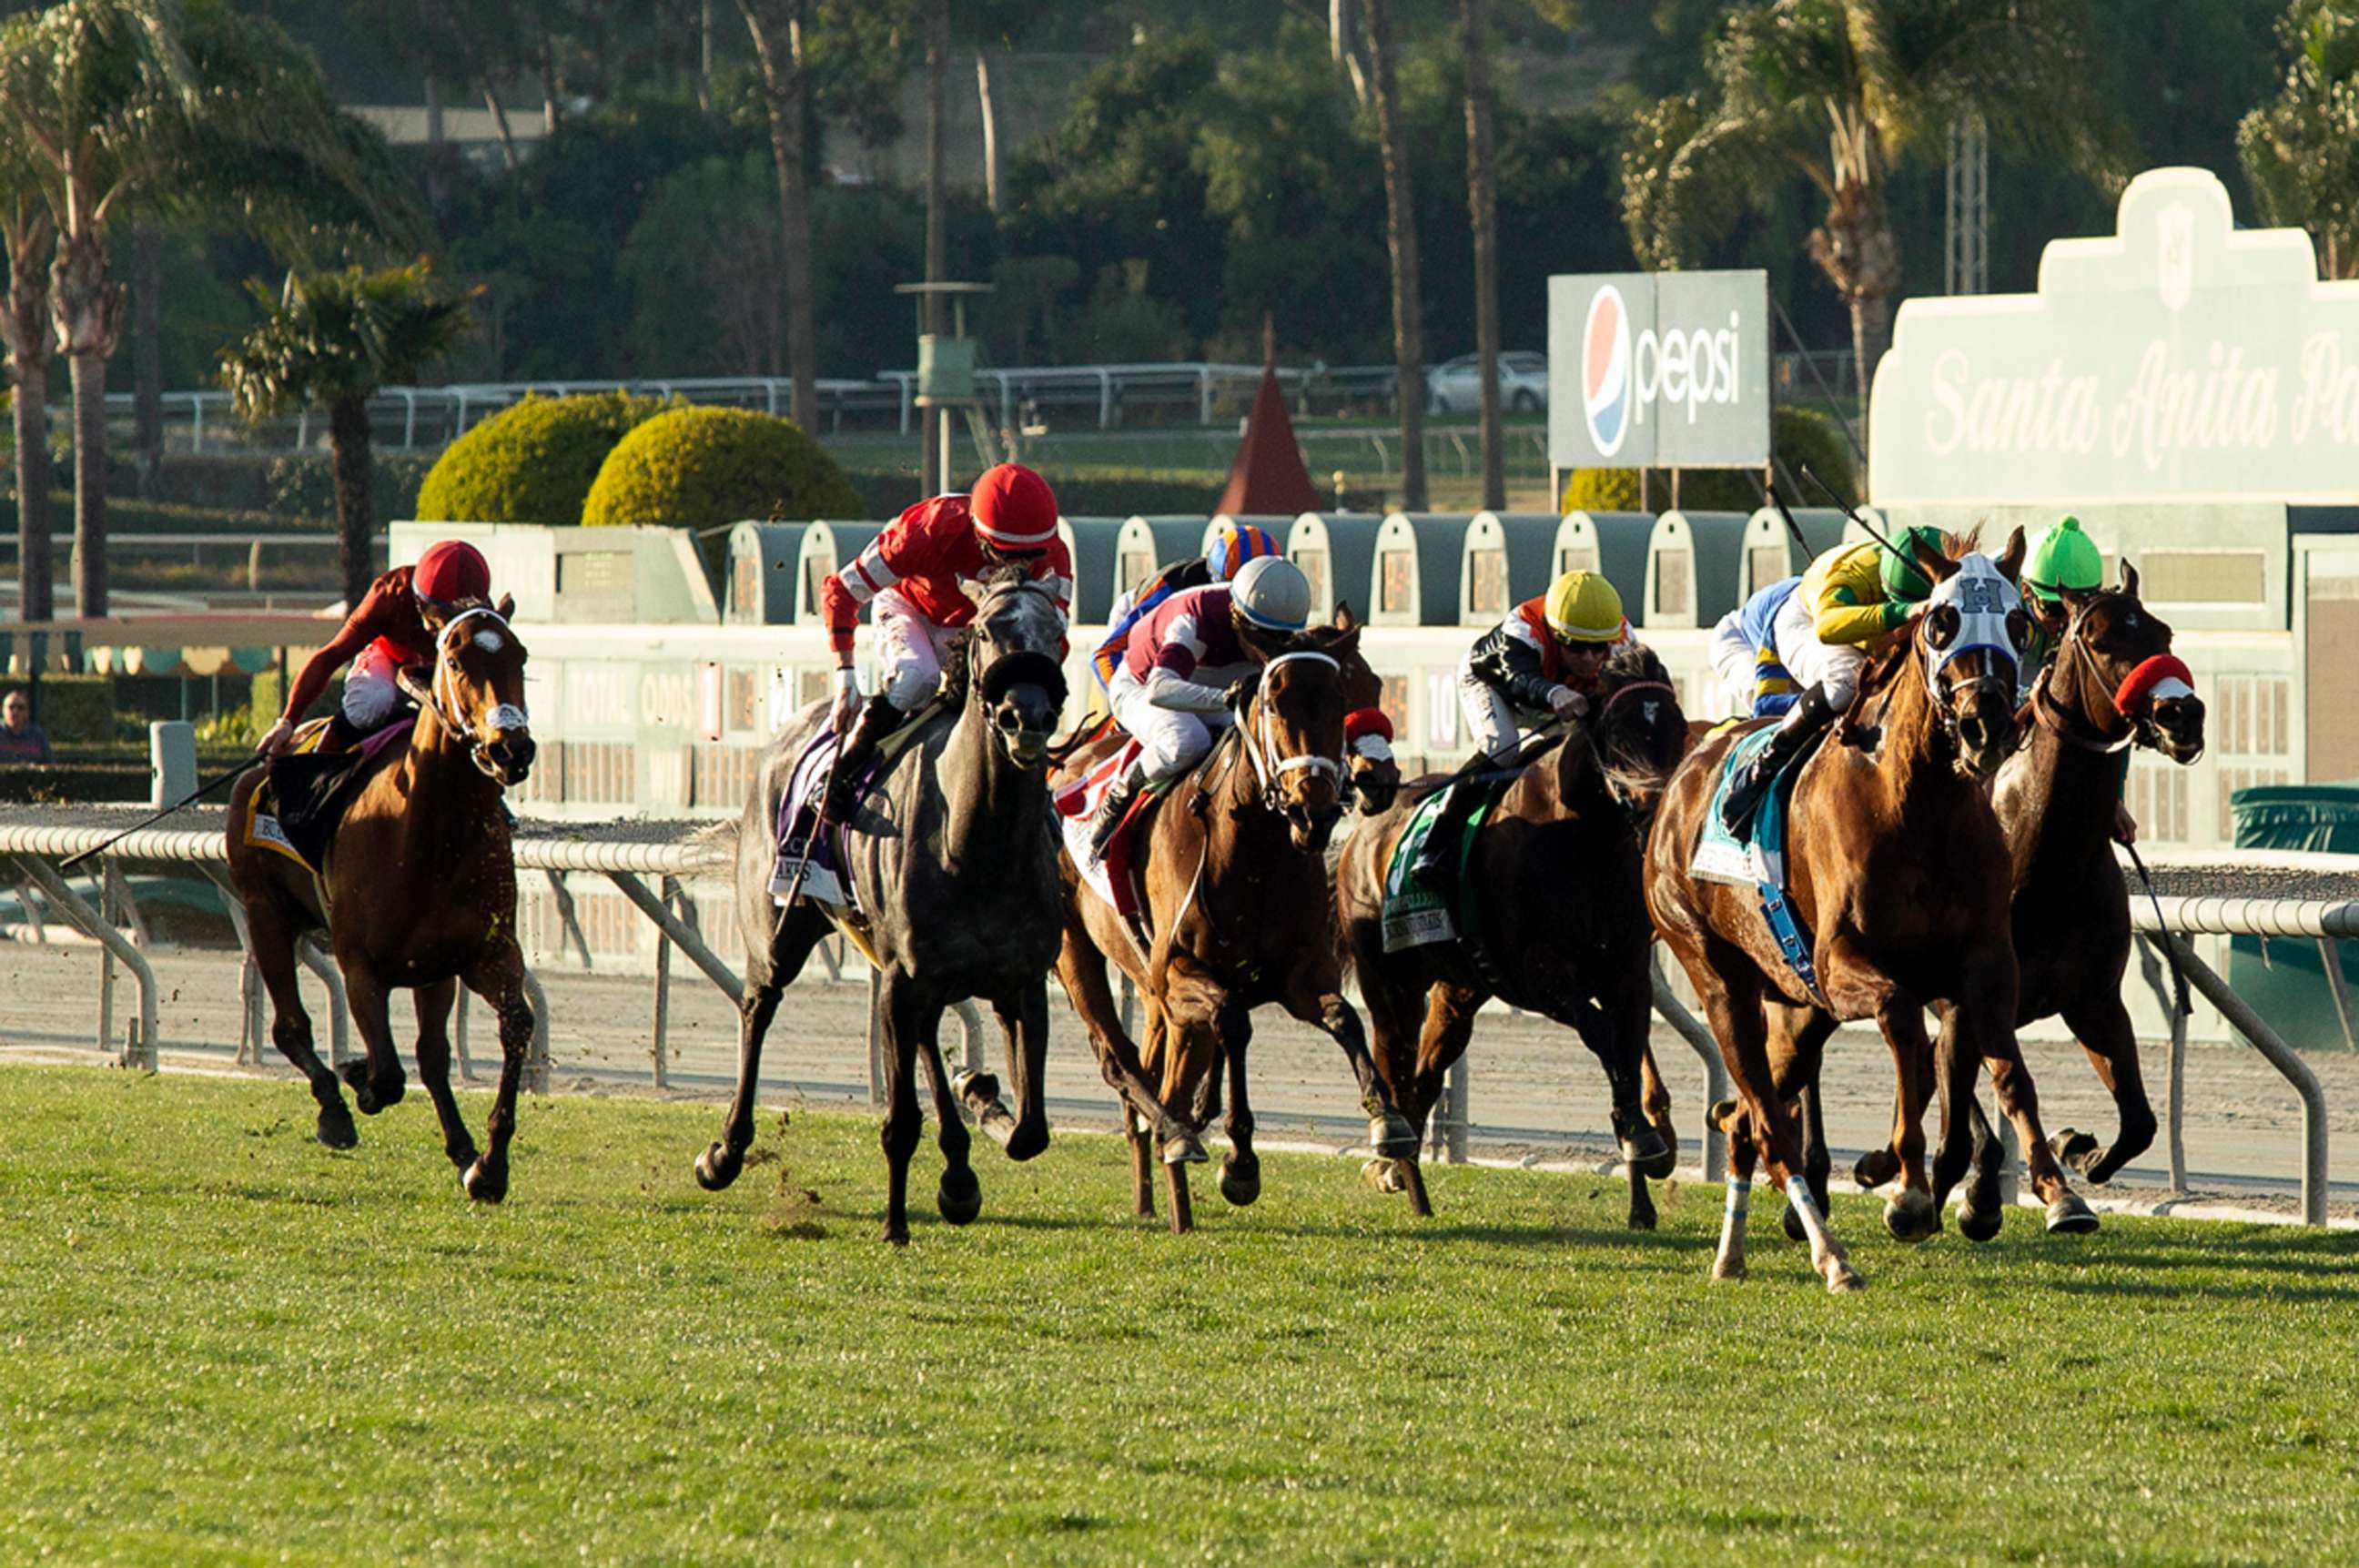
left=819, top=462, right=1074, bottom=819
left=1088, top=555, right=1311, bottom=855
left=1718, top=525, right=1947, bottom=831
left=1090, top=521, right=1281, bottom=692
left=260, top=539, right=491, bottom=756
left=2018, top=513, right=2139, bottom=845
left=1410, top=570, right=1629, bottom=885
left=1708, top=576, right=1803, bottom=720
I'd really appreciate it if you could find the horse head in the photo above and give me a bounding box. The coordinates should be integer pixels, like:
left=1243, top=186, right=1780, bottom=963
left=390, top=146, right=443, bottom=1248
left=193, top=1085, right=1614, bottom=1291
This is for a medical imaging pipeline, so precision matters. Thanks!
left=2047, top=561, right=2206, bottom=764
left=1909, top=528, right=2029, bottom=782
left=411, top=593, right=535, bottom=787
left=965, top=568, right=1068, bottom=769
left=1324, top=601, right=1402, bottom=814
left=1585, top=642, right=1689, bottom=816
left=1238, top=622, right=1356, bottom=853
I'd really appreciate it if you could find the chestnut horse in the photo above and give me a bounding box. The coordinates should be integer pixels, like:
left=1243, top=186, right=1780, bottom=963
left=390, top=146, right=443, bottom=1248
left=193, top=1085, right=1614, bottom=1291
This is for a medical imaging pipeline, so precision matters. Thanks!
left=1053, top=617, right=1416, bottom=1231
left=693, top=571, right=1065, bottom=1244
left=1335, top=642, right=1691, bottom=1226
left=225, top=596, right=538, bottom=1200
left=1647, top=531, right=2093, bottom=1293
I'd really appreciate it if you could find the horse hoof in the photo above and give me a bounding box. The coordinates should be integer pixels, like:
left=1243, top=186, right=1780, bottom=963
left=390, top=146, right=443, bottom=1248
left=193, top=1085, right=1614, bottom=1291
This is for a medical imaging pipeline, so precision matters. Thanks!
left=1219, top=1153, right=1261, bottom=1208
left=1626, top=1202, right=1656, bottom=1232
left=1884, top=1189, right=1939, bottom=1244
left=1781, top=1201, right=1809, bottom=1245
left=446, top=1142, right=481, bottom=1173
left=1853, top=1147, right=1900, bottom=1189
left=1622, top=1124, right=1676, bottom=1180
left=2045, top=1194, right=2100, bottom=1235
left=1369, top=1114, right=1417, bottom=1159
left=1360, top=1158, right=1407, bottom=1195
left=1160, top=1132, right=1209, bottom=1167
left=1002, top=1118, right=1049, bottom=1164
left=882, top=1224, right=909, bottom=1247
left=2049, top=1128, right=2103, bottom=1177
left=1823, top=1256, right=1866, bottom=1293
left=340, top=1061, right=403, bottom=1117
left=314, top=1103, right=359, bottom=1151
left=1707, top=1098, right=1740, bottom=1133
left=937, top=1168, right=982, bottom=1226
left=1708, top=1255, right=1746, bottom=1283
left=461, top=1158, right=507, bottom=1205
left=1959, top=1198, right=2004, bottom=1244
left=694, top=1143, right=743, bottom=1192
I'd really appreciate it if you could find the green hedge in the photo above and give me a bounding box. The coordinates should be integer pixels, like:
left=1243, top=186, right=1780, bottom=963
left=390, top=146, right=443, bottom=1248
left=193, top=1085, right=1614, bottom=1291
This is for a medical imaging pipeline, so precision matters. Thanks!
left=1558, top=406, right=1858, bottom=517
left=415, top=392, right=673, bottom=528
left=583, top=407, right=860, bottom=533
left=0, top=764, right=151, bottom=804
left=0, top=492, right=300, bottom=536
left=18, top=676, right=116, bottom=744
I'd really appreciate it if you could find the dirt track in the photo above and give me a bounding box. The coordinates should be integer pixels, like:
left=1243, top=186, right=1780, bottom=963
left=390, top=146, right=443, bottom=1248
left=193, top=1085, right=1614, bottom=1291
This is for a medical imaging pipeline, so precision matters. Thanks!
left=3, top=938, right=2352, bottom=1219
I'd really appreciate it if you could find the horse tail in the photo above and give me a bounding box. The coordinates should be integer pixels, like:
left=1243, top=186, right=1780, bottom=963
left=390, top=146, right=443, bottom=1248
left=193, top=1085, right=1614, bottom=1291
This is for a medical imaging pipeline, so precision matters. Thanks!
left=692, top=817, right=741, bottom=861
left=1047, top=710, right=1115, bottom=764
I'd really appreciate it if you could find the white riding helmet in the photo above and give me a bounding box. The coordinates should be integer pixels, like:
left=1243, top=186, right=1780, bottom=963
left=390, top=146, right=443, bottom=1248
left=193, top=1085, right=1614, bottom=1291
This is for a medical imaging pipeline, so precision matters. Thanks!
left=1229, top=555, right=1311, bottom=632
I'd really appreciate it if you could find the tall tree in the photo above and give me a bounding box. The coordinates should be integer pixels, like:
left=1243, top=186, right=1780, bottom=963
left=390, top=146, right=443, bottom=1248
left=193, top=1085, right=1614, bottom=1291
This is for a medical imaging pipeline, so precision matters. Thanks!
left=739, top=0, right=818, bottom=427
left=921, top=0, right=947, bottom=494
left=0, top=0, right=421, bottom=618
left=1362, top=0, right=1427, bottom=510
left=2241, top=0, right=2359, bottom=278
left=0, top=110, right=54, bottom=624
left=1462, top=0, right=1503, bottom=511
left=1622, top=0, right=2120, bottom=444
left=219, top=262, right=476, bottom=611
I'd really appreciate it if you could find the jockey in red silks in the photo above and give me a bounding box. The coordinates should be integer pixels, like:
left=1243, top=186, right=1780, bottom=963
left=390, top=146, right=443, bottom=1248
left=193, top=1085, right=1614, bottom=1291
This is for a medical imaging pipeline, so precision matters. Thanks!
left=261, top=540, right=492, bottom=755
left=818, top=462, right=1073, bottom=819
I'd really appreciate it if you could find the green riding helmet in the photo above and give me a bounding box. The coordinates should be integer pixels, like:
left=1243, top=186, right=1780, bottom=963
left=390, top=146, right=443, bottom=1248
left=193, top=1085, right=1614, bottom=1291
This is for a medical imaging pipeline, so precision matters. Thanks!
left=2022, top=514, right=2104, bottom=605
left=1878, top=525, right=1949, bottom=603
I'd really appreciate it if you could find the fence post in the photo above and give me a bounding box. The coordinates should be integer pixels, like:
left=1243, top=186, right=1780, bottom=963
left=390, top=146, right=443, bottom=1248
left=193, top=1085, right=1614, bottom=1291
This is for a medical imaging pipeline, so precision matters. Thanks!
left=866, top=967, right=885, bottom=1107
left=649, top=874, right=675, bottom=1089
left=1444, top=1051, right=1469, bottom=1164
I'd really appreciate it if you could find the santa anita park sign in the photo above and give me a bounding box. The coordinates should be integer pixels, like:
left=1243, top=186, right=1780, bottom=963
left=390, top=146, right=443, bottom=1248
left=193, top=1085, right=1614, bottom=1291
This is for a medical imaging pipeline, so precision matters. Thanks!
left=1870, top=167, right=2359, bottom=506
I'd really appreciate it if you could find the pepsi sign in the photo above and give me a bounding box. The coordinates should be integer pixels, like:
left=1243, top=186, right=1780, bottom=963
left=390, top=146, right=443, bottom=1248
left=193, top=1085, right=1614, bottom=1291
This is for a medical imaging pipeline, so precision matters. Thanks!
left=1549, top=269, right=1769, bottom=470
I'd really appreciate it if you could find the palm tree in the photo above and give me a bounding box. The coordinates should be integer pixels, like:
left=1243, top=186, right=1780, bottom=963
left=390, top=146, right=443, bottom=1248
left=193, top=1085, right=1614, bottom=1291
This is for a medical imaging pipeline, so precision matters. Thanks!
left=1621, top=0, right=2119, bottom=443
left=219, top=263, right=476, bottom=611
left=0, top=0, right=422, bottom=618
left=0, top=87, right=55, bottom=624
left=2241, top=0, right=2359, bottom=279
left=1461, top=0, right=1503, bottom=512
left=738, top=0, right=819, bottom=430
left=1362, top=0, right=1428, bottom=511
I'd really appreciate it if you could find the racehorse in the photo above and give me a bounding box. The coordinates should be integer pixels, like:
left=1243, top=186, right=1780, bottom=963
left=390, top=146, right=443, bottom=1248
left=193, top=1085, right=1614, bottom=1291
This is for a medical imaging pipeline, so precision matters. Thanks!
left=1052, top=615, right=1416, bottom=1231
left=224, top=595, right=539, bottom=1200
left=1335, top=642, right=1691, bottom=1226
left=693, top=569, right=1066, bottom=1244
left=1647, top=530, right=2094, bottom=1292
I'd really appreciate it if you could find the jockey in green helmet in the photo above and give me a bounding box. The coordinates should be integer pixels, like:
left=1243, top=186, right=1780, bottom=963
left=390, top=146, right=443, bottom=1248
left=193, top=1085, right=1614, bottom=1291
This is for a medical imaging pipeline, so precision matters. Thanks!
left=2016, top=513, right=2138, bottom=845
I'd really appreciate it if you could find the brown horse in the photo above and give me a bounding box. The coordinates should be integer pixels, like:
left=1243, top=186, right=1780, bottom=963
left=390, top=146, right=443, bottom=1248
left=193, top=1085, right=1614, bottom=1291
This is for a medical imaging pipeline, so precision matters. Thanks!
left=1335, top=642, right=1691, bottom=1226
left=1053, top=617, right=1416, bottom=1231
left=1647, top=531, right=2093, bottom=1292
left=225, top=596, right=538, bottom=1200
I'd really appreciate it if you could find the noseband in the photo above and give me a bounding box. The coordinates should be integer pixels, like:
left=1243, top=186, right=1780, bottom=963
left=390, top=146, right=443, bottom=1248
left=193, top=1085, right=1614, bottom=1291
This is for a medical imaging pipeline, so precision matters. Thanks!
left=2034, top=594, right=2188, bottom=757
left=426, top=606, right=528, bottom=775
left=1240, top=651, right=1345, bottom=811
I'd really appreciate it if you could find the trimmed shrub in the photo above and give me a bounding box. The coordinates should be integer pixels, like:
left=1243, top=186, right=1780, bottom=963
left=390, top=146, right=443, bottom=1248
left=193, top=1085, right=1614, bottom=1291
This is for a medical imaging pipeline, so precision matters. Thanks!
left=416, top=392, right=673, bottom=528
left=582, top=406, right=861, bottom=533
left=1558, top=406, right=1859, bottom=516
left=20, top=676, right=116, bottom=744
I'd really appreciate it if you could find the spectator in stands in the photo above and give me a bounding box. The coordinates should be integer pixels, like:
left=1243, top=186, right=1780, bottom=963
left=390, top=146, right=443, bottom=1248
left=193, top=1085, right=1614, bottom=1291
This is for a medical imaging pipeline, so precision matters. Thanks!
left=0, top=690, right=54, bottom=764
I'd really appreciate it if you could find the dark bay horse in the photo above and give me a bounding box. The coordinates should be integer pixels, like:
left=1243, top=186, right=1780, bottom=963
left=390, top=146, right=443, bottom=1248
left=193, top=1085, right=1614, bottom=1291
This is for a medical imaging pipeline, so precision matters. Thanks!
left=1052, top=617, right=1415, bottom=1231
left=1647, top=531, right=2092, bottom=1293
left=1335, top=642, right=1691, bottom=1226
left=225, top=596, right=539, bottom=1200
left=693, top=571, right=1066, bottom=1244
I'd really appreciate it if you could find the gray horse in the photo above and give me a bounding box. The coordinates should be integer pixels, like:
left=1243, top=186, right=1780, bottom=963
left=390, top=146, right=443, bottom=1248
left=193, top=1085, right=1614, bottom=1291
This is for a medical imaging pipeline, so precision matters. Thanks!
left=693, top=570, right=1068, bottom=1243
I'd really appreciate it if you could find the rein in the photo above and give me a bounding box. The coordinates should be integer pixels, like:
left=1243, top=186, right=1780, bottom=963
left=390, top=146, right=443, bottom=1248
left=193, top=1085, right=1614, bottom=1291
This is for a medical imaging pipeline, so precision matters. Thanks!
left=420, top=605, right=526, bottom=770
left=1238, top=651, right=1345, bottom=809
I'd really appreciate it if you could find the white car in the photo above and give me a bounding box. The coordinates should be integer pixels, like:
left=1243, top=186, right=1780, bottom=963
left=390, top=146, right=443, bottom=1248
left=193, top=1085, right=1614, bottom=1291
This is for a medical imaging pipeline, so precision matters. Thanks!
left=1426, top=350, right=1548, bottom=415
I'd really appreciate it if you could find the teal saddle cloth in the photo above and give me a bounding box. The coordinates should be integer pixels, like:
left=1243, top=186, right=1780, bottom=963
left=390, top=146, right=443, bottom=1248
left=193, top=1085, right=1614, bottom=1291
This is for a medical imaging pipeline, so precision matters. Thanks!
left=1692, top=723, right=1827, bottom=1006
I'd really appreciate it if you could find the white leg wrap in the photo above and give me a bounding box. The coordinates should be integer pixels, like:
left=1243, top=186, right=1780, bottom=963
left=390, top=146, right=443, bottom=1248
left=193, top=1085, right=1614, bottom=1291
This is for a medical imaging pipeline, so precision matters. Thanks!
left=1716, top=1178, right=1751, bottom=1259
left=1723, top=1178, right=1751, bottom=1223
left=1785, top=1174, right=1834, bottom=1249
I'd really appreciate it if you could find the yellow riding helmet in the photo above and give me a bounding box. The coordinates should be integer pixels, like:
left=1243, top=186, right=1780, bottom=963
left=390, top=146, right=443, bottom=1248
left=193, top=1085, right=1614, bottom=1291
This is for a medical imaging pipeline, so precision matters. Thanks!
left=1544, top=570, right=1625, bottom=642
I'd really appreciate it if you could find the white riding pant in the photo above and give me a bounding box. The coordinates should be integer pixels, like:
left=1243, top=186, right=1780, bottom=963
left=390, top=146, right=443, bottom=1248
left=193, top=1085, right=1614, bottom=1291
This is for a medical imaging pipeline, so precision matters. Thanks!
left=1455, top=653, right=1526, bottom=764
left=1107, top=668, right=1232, bottom=783
left=1769, top=586, right=1868, bottom=712
left=1707, top=611, right=1756, bottom=719
left=341, top=644, right=407, bottom=728
left=875, top=588, right=967, bottom=710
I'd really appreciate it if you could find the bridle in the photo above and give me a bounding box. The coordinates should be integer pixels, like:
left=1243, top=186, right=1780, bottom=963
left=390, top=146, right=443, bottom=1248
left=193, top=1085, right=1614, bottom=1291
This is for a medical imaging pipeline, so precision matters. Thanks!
left=423, top=604, right=528, bottom=776
left=2030, top=591, right=2180, bottom=757
left=1589, top=675, right=1679, bottom=815
left=1917, top=561, right=2024, bottom=766
left=1237, top=651, right=1345, bottom=811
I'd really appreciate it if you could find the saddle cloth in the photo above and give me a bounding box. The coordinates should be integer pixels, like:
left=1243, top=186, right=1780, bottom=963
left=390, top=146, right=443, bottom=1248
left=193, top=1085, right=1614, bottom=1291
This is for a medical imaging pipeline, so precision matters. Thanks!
left=251, top=718, right=415, bottom=874
left=766, top=702, right=951, bottom=911
left=1379, top=785, right=1494, bottom=953
left=1050, top=736, right=1153, bottom=918
left=1693, top=722, right=1827, bottom=1002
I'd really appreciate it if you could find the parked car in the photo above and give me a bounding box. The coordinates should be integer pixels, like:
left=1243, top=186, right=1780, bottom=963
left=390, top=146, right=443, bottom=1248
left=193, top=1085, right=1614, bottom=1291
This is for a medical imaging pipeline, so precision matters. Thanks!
left=1426, top=350, right=1548, bottom=415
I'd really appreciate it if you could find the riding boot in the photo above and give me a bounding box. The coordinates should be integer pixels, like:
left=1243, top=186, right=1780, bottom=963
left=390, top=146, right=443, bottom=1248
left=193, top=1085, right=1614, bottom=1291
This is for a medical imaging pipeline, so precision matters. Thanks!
left=1719, top=683, right=1837, bottom=838
left=1089, top=764, right=1148, bottom=859
left=822, top=694, right=901, bottom=823
left=1410, top=747, right=1500, bottom=887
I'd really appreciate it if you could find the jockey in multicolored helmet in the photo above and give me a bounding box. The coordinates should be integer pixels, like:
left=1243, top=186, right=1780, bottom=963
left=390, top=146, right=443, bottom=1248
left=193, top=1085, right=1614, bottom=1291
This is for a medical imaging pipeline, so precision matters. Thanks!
left=2018, top=513, right=2139, bottom=845
left=1088, top=554, right=1311, bottom=855
left=261, top=539, right=493, bottom=755
left=818, top=462, right=1075, bottom=820
left=1410, top=569, right=1632, bottom=885
left=1708, top=575, right=1804, bottom=720
left=1089, top=521, right=1281, bottom=692
left=1718, top=525, right=1947, bottom=832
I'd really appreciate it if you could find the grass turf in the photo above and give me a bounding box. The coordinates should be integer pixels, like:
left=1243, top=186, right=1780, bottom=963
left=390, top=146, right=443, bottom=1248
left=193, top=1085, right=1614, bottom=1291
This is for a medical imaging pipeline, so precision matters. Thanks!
left=0, top=1064, right=2353, bottom=1565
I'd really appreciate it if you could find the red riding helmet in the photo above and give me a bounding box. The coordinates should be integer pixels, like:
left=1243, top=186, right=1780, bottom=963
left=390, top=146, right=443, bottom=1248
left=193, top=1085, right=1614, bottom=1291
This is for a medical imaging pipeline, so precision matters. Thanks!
left=968, top=463, right=1060, bottom=549
left=414, top=540, right=491, bottom=604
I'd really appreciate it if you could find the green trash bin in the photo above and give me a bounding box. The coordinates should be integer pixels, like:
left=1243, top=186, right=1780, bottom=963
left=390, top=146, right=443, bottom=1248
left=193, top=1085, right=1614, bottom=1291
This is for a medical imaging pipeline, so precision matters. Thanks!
left=2226, top=784, right=2359, bottom=1049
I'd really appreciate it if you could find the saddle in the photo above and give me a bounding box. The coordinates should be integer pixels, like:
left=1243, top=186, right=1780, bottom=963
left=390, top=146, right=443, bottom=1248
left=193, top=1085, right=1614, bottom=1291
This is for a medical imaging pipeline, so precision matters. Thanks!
left=248, top=717, right=415, bottom=874
left=1693, top=720, right=1832, bottom=1005
left=767, top=700, right=942, bottom=915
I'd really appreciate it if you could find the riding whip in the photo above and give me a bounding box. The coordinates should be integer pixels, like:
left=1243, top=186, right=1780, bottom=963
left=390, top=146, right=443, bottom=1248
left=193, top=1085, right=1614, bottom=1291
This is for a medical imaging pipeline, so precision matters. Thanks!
left=58, top=754, right=268, bottom=872
left=1788, top=459, right=1902, bottom=555
left=2121, top=839, right=2193, bottom=1020
left=1763, top=472, right=1815, bottom=556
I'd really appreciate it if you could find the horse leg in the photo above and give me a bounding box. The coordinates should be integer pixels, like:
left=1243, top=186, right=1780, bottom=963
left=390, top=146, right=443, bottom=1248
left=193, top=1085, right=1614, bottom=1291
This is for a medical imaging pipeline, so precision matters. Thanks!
left=2055, top=993, right=2155, bottom=1186
left=874, top=968, right=927, bottom=1246
left=1153, top=958, right=1231, bottom=1234
left=694, top=905, right=825, bottom=1191
left=1866, top=995, right=1940, bottom=1244
left=914, top=1006, right=980, bottom=1227
left=453, top=945, right=534, bottom=1204
left=1055, top=917, right=1204, bottom=1164
left=1288, top=979, right=1415, bottom=1160
left=1122, top=1100, right=1156, bottom=1219
left=1630, top=1034, right=1679, bottom=1228
left=1214, top=1002, right=1260, bottom=1208
left=1763, top=1004, right=1835, bottom=1240
left=1526, top=940, right=1671, bottom=1178
left=1931, top=1001, right=1994, bottom=1227
left=411, top=978, right=478, bottom=1174
left=1975, top=1012, right=2099, bottom=1235
left=1958, top=1088, right=2007, bottom=1241
left=1601, top=966, right=1673, bottom=1229
left=1710, top=1100, right=1758, bottom=1283
left=1385, top=982, right=1483, bottom=1218
left=248, top=902, right=354, bottom=1149
left=333, top=959, right=407, bottom=1117
left=966, top=985, right=1050, bottom=1162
